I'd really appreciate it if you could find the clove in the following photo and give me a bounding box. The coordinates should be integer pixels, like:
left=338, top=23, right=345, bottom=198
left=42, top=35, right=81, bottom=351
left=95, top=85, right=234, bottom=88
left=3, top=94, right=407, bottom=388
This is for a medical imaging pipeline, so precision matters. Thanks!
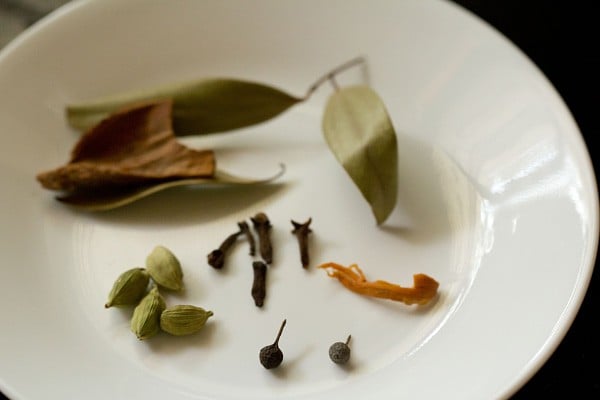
left=291, top=218, right=312, bottom=268
left=251, top=212, right=273, bottom=264
left=238, top=220, right=256, bottom=256
left=207, top=228, right=243, bottom=269
left=251, top=261, right=267, bottom=307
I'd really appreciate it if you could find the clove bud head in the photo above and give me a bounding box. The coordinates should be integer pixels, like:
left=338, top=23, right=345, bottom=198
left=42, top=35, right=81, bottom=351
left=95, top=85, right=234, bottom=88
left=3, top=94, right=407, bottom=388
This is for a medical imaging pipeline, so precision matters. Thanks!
left=207, top=249, right=225, bottom=269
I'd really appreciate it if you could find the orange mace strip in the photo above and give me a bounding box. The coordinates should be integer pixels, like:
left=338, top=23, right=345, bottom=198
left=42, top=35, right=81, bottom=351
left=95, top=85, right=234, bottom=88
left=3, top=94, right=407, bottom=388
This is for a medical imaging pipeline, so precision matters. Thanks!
left=318, top=262, right=439, bottom=305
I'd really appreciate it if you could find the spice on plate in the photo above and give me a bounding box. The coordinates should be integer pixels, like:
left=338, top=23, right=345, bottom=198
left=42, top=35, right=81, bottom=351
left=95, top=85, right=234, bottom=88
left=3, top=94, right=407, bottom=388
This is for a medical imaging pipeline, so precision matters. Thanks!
left=291, top=218, right=312, bottom=268
left=238, top=220, right=256, bottom=256
left=259, top=319, right=287, bottom=369
left=130, top=286, right=166, bottom=340
left=36, top=101, right=215, bottom=194
left=251, top=261, right=267, bottom=307
left=251, top=212, right=273, bottom=264
left=318, top=262, right=439, bottom=305
left=146, top=245, right=184, bottom=291
left=207, top=227, right=244, bottom=269
left=160, top=305, right=213, bottom=336
left=105, top=267, right=150, bottom=308
left=329, top=335, right=352, bottom=364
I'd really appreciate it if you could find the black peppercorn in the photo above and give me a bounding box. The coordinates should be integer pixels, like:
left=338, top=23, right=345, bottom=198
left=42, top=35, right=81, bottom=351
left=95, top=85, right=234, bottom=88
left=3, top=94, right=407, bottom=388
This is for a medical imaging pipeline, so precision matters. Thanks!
left=259, top=319, right=287, bottom=369
left=329, top=335, right=351, bottom=364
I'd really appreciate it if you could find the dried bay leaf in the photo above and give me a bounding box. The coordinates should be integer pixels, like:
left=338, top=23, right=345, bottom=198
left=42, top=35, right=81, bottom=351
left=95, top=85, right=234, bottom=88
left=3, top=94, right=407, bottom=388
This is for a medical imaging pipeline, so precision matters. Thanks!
left=38, top=100, right=215, bottom=192
left=53, top=60, right=398, bottom=217
left=322, top=85, right=398, bottom=224
left=57, top=166, right=286, bottom=211
left=37, top=100, right=285, bottom=210
left=67, top=79, right=302, bottom=135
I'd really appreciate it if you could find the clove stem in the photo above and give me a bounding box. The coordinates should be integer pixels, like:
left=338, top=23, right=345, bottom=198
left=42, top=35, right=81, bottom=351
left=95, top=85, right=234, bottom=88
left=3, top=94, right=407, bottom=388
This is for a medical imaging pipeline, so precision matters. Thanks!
left=251, top=212, right=273, bottom=264
left=207, top=229, right=242, bottom=269
left=238, top=220, right=256, bottom=256
left=251, top=261, right=267, bottom=307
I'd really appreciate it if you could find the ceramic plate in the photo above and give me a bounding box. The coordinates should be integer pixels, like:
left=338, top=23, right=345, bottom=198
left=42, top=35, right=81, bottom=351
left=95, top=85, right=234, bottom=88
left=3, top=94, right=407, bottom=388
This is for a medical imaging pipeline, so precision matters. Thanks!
left=0, top=1, right=598, bottom=399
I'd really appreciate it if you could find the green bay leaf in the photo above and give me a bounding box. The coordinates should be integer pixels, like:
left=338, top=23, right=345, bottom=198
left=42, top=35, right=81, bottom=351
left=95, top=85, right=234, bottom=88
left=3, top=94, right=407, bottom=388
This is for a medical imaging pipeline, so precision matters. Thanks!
left=66, top=79, right=302, bottom=135
left=57, top=165, right=286, bottom=211
left=322, top=85, right=398, bottom=224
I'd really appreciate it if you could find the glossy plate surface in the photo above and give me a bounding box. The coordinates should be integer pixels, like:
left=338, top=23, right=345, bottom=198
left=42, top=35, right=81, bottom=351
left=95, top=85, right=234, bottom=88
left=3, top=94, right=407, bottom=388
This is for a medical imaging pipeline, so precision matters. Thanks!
left=0, top=1, right=598, bottom=399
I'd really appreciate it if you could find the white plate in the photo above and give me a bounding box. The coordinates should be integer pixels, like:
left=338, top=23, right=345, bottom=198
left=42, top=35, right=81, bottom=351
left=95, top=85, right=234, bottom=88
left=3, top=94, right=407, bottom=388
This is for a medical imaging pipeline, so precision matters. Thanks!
left=0, top=1, right=598, bottom=399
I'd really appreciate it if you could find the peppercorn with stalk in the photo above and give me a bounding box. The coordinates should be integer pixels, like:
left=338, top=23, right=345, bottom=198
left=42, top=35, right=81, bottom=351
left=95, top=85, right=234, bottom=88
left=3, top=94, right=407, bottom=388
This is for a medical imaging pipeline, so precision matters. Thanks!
left=329, top=335, right=352, bottom=364
left=259, top=319, right=287, bottom=369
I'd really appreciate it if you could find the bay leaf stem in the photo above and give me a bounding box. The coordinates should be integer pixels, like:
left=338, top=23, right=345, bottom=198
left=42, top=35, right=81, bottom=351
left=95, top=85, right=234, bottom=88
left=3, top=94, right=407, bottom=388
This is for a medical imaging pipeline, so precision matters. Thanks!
left=304, top=56, right=366, bottom=100
left=328, top=75, right=340, bottom=92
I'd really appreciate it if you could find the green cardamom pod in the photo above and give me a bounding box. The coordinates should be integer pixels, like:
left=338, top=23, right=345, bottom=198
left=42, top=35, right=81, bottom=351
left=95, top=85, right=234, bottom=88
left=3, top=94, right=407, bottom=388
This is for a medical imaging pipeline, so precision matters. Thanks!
left=105, top=267, right=150, bottom=308
left=146, top=245, right=184, bottom=291
left=160, top=305, right=214, bottom=336
left=130, top=286, right=166, bottom=340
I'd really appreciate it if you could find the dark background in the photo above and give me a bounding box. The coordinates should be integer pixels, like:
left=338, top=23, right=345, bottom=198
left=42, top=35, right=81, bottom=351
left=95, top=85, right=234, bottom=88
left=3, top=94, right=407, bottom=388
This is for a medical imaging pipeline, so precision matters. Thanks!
left=451, top=0, right=599, bottom=398
left=1, top=1, right=598, bottom=399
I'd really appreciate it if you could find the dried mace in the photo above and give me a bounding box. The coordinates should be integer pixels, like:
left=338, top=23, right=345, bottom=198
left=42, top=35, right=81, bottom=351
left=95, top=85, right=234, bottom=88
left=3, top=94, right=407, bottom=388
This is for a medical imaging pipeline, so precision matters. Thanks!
left=251, top=212, right=273, bottom=264
left=259, top=319, right=287, bottom=369
left=291, top=218, right=312, bottom=268
left=319, top=262, right=439, bottom=305
left=251, top=261, right=267, bottom=307
left=329, top=335, right=352, bottom=364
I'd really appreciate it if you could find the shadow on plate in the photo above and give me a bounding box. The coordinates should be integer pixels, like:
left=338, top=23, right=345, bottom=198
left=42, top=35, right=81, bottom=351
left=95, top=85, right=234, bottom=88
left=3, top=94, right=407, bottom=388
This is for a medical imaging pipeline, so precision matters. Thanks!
left=381, top=132, right=480, bottom=246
